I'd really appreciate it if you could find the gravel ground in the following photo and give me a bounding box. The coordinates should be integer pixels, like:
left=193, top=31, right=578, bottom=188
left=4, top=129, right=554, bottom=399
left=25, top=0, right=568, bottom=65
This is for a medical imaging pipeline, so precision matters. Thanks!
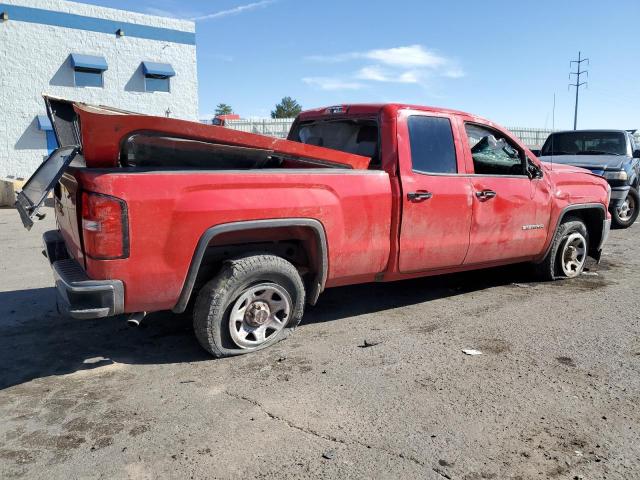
left=0, top=206, right=639, bottom=480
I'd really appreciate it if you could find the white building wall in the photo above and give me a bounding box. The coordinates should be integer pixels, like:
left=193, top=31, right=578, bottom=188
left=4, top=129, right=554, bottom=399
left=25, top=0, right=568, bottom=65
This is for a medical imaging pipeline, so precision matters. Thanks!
left=0, top=0, right=198, bottom=178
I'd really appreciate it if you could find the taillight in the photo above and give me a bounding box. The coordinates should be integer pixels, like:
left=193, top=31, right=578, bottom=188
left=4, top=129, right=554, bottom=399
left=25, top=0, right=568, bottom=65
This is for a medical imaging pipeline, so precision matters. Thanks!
left=81, top=192, right=129, bottom=259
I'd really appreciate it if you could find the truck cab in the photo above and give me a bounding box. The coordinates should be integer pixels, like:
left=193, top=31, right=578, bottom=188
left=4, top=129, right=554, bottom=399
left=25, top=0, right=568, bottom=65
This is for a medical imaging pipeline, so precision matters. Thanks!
left=289, top=104, right=610, bottom=275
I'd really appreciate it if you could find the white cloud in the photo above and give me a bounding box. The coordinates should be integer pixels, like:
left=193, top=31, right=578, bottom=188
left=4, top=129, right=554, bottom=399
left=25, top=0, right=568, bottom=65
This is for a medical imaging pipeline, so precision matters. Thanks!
left=307, top=45, right=448, bottom=69
left=357, top=66, right=391, bottom=82
left=192, top=0, right=276, bottom=21
left=357, top=66, right=422, bottom=84
left=443, top=68, right=465, bottom=79
left=302, top=77, right=364, bottom=91
left=398, top=71, right=421, bottom=83
left=303, top=44, right=464, bottom=91
left=364, top=45, right=446, bottom=69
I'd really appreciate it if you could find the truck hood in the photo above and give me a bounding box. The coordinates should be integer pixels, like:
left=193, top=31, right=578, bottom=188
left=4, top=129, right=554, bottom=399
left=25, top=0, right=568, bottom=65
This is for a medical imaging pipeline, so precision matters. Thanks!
left=539, top=154, right=628, bottom=170
left=542, top=163, right=593, bottom=175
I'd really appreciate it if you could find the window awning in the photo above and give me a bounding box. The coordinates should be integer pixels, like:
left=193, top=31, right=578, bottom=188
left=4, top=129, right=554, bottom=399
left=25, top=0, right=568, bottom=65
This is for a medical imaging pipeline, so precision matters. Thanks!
left=37, top=115, right=53, bottom=131
left=70, top=53, right=108, bottom=71
left=142, top=61, right=175, bottom=77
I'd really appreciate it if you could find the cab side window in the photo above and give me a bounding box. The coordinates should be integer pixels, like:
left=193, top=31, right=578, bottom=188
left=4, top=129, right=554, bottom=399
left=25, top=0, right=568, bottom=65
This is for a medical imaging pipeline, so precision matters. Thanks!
left=465, top=124, right=525, bottom=176
left=408, top=116, right=457, bottom=174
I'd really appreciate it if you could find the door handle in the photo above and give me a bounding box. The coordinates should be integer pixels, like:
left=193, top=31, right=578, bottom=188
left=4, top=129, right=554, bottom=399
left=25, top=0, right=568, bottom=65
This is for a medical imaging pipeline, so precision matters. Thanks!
left=407, top=191, right=433, bottom=202
left=475, top=189, right=497, bottom=200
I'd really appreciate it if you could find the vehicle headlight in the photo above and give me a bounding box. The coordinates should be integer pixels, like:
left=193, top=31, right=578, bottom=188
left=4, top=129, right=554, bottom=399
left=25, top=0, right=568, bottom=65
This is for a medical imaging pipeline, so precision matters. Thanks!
left=603, top=170, right=628, bottom=181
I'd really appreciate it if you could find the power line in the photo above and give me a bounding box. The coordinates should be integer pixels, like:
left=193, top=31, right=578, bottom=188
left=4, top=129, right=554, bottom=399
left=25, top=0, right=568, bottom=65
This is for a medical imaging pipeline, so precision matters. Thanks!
left=569, top=51, right=589, bottom=130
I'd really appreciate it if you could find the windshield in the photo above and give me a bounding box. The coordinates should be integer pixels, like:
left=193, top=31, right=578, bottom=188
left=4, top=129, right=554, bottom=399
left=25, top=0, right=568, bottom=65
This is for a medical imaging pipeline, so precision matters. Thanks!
left=290, top=119, right=379, bottom=168
left=541, top=131, right=627, bottom=156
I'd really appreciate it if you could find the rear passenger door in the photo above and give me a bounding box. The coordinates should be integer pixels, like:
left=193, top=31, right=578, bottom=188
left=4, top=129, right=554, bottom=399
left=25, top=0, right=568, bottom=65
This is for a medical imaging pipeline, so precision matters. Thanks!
left=460, top=121, right=547, bottom=265
left=398, top=111, right=473, bottom=272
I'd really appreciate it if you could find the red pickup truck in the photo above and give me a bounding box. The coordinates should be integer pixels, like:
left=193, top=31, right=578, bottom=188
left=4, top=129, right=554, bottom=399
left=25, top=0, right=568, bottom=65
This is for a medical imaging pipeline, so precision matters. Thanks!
left=17, top=97, right=611, bottom=357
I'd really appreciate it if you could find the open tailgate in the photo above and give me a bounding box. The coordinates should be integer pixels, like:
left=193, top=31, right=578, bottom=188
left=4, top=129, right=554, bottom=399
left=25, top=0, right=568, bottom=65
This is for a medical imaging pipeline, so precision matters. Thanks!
left=15, top=97, right=84, bottom=230
left=15, top=146, right=80, bottom=230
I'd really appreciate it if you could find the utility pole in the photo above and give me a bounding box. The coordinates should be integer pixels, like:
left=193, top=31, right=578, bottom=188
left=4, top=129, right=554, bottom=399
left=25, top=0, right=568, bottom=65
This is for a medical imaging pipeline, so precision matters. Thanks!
left=569, top=51, right=588, bottom=130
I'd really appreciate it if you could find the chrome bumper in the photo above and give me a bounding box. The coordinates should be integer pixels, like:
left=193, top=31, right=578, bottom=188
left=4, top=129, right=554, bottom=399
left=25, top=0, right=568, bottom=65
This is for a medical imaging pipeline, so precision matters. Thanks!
left=598, top=218, right=611, bottom=251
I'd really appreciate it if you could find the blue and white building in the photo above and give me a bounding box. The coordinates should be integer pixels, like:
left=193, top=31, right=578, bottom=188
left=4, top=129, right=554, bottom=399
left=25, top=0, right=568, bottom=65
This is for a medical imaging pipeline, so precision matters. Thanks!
left=0, top=0, right=198, bottom=178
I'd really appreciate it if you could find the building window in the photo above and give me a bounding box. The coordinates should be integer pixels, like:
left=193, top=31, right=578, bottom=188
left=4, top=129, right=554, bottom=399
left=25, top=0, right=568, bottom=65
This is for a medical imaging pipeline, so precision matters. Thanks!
left=145, top=75, right=170, bottom=92
left=70, top=53, right=108, bottom=88
left=142, top=62, right=175, bottom=93
left=74, top=69, right=104, bottom=88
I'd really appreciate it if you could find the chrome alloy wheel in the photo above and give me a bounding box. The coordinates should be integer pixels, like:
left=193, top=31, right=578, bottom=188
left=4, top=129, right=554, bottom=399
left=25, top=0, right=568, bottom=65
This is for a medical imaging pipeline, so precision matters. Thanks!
left=560, top=232, right=587, bottom=278
left=617, top=194, right=636, bottom=222
left=228, top=283, right=291, bottom=349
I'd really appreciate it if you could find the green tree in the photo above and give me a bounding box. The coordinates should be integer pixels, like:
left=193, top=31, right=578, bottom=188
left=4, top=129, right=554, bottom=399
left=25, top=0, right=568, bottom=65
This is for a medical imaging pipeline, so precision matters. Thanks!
left=215, top=103, right=233, bottom=116
left=271, top=97, right=302, bottom=119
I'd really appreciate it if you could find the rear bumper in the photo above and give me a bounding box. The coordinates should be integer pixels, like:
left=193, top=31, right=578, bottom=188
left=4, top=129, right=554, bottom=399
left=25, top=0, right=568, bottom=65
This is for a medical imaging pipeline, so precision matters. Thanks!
left=44, top=230, right=124, bottom=319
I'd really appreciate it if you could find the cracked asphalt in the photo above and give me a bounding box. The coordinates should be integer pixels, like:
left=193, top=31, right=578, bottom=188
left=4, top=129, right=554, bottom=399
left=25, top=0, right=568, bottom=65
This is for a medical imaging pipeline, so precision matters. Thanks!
left=1, top=206, right=639, bottom=479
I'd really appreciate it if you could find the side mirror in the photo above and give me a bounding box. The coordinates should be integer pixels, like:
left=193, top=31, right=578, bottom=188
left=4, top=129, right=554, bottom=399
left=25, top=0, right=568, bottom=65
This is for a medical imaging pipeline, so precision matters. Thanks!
left=527, top=158, right=543, bottom=179
left=633, top=149, right=640, bottom=159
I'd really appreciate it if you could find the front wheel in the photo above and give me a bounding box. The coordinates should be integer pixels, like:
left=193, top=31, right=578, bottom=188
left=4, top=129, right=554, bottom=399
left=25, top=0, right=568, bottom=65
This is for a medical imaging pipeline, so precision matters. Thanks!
left=611, top=187, right=639, bottom=229
left=535, top=217, right=588, bottom=280
left=193, top=255, right=305, bottom=357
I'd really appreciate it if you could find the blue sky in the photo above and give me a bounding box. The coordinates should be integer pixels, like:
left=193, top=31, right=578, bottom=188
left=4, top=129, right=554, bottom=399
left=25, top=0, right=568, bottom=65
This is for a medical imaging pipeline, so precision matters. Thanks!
left=79, top=0, right=640, bottom=129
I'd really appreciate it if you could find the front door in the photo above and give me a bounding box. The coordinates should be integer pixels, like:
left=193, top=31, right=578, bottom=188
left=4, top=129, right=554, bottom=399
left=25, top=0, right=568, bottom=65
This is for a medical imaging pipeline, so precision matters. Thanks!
left=460, top=122, right=547, bottom=265
left=398, top=112, right=473, bottom=272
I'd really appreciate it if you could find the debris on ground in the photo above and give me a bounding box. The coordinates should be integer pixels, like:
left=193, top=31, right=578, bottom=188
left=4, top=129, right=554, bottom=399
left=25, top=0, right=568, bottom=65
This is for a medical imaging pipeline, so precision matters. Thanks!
left=322, top=450, right=335, bottom=460
left=582, top=271, right=599, bottom=276
left=462, top=349, right=482, bottom=356
left=512, top=283, right=532, bottom=288
left=359, top=339, right=381, bottom=348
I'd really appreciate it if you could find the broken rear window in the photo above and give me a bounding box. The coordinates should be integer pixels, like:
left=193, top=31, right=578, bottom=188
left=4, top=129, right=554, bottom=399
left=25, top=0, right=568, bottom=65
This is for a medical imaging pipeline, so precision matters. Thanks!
left=289, top=119, right=380, bottom=168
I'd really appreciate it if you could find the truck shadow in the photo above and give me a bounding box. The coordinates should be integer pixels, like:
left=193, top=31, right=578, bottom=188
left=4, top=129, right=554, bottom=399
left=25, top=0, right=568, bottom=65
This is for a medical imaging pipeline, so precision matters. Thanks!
left=0, top=264, right=536, bottom=390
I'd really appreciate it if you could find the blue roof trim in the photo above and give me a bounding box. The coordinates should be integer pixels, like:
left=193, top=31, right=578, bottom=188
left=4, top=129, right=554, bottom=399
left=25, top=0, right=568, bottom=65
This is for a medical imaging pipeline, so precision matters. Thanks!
left=142, top=61, right=176, bottom=77
left=71, top=54, right=108, bottom=71
left=0, top=4, right=196, bottom=45
left=37, top=115, right=53, bottom=131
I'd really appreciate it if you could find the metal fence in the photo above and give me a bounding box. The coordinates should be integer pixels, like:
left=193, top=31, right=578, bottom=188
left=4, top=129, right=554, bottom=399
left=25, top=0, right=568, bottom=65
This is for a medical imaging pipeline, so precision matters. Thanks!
left=506, top=127, right=554, bottom=149
left=203, top=118, right=639, bottom=149
left=201, top=118, right=294, bottom=139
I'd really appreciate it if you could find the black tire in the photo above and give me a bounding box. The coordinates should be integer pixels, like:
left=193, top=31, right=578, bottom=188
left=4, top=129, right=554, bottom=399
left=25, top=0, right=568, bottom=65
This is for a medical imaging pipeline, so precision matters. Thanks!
left=611, top=187, right=639, bottom=229
left=193, top=254, right=305, bottom=357
left=534, top=216, right=588, bottom=280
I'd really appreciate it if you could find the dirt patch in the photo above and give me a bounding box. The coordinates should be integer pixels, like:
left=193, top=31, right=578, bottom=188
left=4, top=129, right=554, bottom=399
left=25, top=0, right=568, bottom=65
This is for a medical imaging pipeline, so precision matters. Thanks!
left=556, top=356, right=577, bottom=367
left=417, top=323, right=439, bottom=334
left=0, top=448, right=36, bottom=465
left=478, top=339, right=511, bottom=354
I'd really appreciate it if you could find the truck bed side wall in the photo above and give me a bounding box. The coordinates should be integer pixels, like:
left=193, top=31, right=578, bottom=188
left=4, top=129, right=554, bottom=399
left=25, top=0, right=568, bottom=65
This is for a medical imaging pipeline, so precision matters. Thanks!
left=74, top=169, right=393, bottom=313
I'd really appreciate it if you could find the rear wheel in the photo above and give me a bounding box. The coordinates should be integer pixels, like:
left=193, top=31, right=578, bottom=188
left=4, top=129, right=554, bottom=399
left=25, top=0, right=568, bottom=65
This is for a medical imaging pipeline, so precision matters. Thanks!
left=193, top=254, right=305, bottom=357
left=535, top=217, right=588, bottom=280
left=611, top=187, right=639, bottom=229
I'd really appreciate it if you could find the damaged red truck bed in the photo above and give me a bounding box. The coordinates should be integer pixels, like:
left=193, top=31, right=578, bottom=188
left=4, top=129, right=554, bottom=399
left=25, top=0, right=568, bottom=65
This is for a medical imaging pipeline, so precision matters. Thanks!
left=16, top=97, right=611, bottom=357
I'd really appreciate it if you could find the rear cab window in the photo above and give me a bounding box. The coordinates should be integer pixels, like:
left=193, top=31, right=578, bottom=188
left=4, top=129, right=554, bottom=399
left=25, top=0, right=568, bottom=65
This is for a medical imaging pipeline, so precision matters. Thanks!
left=289, top=119, right=380, bottom=168
left=407, top=116, right=457, bottom=174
